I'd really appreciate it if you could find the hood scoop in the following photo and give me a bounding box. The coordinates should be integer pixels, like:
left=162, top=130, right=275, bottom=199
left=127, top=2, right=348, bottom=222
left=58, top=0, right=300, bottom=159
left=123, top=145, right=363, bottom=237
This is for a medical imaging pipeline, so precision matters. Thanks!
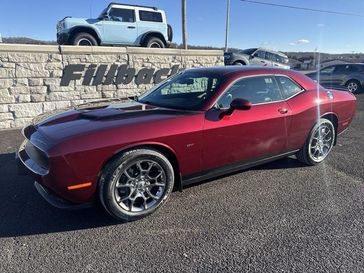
left=80, top=108, right=125, bottom=120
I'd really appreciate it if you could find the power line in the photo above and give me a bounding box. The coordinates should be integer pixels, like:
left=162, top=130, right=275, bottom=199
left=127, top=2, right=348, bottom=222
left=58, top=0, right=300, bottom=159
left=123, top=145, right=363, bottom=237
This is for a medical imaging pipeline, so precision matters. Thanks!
left=240, top=0, right=364, bottom=17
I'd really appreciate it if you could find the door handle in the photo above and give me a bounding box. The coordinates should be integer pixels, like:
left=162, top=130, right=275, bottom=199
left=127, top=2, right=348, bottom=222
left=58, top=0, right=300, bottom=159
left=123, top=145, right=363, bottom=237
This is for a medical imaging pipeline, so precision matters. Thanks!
left=127, top=26, right=136, bottom=29
left=278, top=108, right=288, bottom=114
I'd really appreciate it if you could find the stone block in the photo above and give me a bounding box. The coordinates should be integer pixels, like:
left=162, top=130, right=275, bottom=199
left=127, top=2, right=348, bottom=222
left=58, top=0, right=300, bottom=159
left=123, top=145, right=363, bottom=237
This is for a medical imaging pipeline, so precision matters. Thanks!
left=28, top=78, right=43, bottom=86
left=0, top=112, right=14, bottom=121
left=0, top=68, right=15, bottom=78
left=16, top=63, right=49, bottom=78
left=0, top=120, right=11, bottom=129
left=8, top=53, right=49, bottom=63
left=16, top=94, right=31, bottom=103
left=30, top=94, right=46, bottom=102
left=15, top=78, right=29, bottom=86
left=0, top=105, right=9, bottom=112
left=11, top=118, right=34, bottom=128
left=30, top=86, right=47, bottom=94
left=47, top=91, right=80, bottom=101
left=0, top=89, right=15, bottom=103
left=9, top=103, right=43, bottom=118
left=43, top=101, right=71, bottom=112
left=9, top=86, right=29, bottom=95
left=0, top=79, right=14, bottom=89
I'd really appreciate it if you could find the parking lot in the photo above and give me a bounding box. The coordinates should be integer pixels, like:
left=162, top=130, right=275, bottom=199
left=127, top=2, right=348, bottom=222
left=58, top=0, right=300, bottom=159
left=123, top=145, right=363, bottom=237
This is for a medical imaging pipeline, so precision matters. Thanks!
left=0, top=94, right=363, bottom=273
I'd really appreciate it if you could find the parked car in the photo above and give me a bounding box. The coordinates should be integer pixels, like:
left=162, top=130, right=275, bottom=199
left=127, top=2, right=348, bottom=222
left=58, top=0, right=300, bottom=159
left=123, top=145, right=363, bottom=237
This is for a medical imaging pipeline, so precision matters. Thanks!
left=17, top=66, right=356, bottom=222
left=306, top=63, right=364, bottom=93
left=57, top=3, right=173, bottom=48
left=224, top=48, right=290, bottom=69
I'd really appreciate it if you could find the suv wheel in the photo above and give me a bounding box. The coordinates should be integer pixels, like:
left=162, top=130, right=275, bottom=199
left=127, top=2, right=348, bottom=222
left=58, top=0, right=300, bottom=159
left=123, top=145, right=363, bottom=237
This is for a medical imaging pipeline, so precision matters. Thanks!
left=145, top=37, right=165, bottom=48
left=296, top=118, right=335, bottom=166
left=346, top=80, right=361, bottom=94
left=99, top=149, right=174, bottom=222
left=72, top=32, right=98, bottom=46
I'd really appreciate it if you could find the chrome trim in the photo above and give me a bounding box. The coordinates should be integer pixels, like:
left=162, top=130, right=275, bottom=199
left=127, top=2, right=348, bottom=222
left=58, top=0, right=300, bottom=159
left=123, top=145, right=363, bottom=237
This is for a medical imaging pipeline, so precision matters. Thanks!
left=212, top=74, right=306, bottom=109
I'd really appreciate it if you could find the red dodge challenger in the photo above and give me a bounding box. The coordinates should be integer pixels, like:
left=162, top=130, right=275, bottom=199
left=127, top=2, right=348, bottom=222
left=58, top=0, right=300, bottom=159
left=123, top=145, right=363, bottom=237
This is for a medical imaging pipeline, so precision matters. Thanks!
left=17, top=67, right=356, bottom=221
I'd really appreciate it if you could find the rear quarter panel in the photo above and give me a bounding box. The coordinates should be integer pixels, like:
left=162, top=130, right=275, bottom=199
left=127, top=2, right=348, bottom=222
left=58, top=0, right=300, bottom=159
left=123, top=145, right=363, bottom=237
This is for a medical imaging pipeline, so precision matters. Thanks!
left=286, top=88, right=356, bottom=151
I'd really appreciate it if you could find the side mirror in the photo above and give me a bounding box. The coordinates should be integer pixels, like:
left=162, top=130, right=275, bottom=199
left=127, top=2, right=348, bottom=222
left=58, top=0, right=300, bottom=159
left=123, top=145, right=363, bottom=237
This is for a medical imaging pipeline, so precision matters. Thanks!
left=230, top=98, right=252, bottom=111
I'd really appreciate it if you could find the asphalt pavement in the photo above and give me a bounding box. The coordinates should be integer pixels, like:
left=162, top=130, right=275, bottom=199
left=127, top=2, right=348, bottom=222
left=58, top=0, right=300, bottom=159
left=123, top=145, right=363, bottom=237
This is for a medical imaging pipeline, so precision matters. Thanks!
left=0, top=94, right=363, bottom=273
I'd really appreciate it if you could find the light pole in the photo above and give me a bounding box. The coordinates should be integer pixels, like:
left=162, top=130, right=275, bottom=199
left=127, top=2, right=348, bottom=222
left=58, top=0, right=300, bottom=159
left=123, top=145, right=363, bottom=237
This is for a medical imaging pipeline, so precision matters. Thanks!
left=224, top=0, right=231, bottom=52
left=182, top=0, right=188, bottom=49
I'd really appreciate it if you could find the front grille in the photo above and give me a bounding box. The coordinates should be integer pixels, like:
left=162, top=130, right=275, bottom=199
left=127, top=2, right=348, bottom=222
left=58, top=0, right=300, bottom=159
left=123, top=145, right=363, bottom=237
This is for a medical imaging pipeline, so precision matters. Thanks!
left=25, top=141, right=49, bottom=170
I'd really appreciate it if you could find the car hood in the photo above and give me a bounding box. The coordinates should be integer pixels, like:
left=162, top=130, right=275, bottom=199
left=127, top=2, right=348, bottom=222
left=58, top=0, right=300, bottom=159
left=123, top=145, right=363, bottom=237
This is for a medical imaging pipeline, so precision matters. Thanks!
left=62, top=17, right=100, bottom=29
left=34, top=100, right=191, bottom=145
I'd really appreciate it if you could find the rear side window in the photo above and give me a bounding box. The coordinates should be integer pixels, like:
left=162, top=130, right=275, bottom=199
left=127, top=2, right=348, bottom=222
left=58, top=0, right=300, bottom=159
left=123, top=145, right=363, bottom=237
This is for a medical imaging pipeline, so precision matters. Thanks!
left=139, top=11, right=163, bottom=22
left=109, top=8, right=135, bottom=22
left=276, top=76, right=303, bottom=99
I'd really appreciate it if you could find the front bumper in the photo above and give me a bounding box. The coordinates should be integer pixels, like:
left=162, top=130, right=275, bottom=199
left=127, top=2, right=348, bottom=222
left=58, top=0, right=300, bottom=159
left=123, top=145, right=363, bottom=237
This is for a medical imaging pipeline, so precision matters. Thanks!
left=57, top=32, right=70, bottom=45
left=17, top=138, right=93, bottom=210
left=34, top=181, right=92, bottom=209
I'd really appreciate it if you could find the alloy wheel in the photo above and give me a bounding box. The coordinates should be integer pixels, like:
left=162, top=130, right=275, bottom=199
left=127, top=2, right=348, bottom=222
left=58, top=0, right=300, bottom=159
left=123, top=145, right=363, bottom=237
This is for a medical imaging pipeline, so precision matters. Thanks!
left=114, top=160, right=166, bottom=212
left=347, top=81, right=359, bottom=93
left=308, top=123, right=334, bottom=162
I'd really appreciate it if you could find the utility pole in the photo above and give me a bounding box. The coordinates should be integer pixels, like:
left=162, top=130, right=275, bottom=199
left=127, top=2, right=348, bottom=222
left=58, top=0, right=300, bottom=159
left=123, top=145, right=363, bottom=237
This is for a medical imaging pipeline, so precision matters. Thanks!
left=224, top=0, right=230, bottom=52
left=182, top=0, right=188, bottom=49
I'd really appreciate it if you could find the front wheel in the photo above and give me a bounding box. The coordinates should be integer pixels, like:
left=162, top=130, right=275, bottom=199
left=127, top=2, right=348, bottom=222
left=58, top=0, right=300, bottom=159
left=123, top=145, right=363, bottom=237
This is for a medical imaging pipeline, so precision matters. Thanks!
left=99, top=149, right=174, bottom=222
left=296, top=118, right=335, bottom=165
left=72, top=32, right=98, bottom=46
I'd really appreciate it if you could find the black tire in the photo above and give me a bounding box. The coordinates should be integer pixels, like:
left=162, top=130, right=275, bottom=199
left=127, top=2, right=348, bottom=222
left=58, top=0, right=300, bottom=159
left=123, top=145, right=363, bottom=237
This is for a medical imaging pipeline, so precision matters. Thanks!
left=296, top=118, right=335, bottom=166
left=99, top=148, right=174, bottom=222
left=346, top=79, right=361, bottom=94
left=233, top=61, right=246, bottom=66
left=72, top=32, right=98, bottom=46
left=144, top=37, right=165, bottom=48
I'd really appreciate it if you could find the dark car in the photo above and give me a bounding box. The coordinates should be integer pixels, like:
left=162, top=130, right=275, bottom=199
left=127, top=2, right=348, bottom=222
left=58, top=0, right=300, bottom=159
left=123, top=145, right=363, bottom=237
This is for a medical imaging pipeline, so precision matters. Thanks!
left=306, top=63, right=364, bottom=93
left=224, top=48, right=290, bottom=69
left=17, top=67, right=356, bottom=222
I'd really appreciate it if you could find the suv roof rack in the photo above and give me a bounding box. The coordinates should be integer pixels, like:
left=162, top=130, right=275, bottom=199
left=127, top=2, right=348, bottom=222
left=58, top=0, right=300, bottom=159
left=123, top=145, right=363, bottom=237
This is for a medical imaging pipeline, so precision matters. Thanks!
left=108, top=2, right=158, bottom=11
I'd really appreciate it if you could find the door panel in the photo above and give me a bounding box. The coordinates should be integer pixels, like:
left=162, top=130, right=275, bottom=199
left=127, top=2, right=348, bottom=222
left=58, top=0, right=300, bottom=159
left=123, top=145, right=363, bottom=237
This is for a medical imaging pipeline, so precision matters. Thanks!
left=102, top=8, right=138, bottom=44
left=250, top=50, right=271, bottom=66
left=202, top=102, right=290, bottom=171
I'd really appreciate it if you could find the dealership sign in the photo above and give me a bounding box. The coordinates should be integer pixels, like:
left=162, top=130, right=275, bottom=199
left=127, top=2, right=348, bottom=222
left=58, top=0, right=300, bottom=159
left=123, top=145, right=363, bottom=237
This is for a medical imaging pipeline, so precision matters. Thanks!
left=60, top=64, right=180, bottom=86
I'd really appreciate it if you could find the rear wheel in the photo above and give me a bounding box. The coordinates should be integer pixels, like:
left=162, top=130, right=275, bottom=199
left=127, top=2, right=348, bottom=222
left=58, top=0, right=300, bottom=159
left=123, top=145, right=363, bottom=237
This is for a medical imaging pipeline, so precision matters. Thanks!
left=346, top=79, right=361, bottom=94
left=145, top=37, right=165, bottom=48
left=72, top=32, right=98, bottom=46
left=99, top=149, right=174, bottom=222
left=296, top=118, right=335, bottom=165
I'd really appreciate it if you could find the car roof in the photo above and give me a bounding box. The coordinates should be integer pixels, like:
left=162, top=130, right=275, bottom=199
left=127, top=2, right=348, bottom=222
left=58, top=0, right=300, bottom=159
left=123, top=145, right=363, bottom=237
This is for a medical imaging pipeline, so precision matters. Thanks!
left=184, top=66, right=317, bottom=90
left=108, top=2, right=160, bottom=11
left=185, top=66, right=289, bottom=76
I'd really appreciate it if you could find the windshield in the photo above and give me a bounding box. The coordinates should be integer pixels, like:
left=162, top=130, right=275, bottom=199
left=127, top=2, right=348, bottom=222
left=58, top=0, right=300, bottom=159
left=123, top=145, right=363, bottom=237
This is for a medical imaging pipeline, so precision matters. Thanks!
left=240, top=48, right=257, bottom=55
left=98, top=8, right=108, bottom=19
left=138, top=71, right=223, bottom=110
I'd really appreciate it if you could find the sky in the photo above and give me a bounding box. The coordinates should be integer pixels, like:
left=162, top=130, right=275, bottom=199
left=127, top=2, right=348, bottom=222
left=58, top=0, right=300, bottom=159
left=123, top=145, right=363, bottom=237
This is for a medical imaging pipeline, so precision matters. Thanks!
left=0, top=0, right=364, bottom=53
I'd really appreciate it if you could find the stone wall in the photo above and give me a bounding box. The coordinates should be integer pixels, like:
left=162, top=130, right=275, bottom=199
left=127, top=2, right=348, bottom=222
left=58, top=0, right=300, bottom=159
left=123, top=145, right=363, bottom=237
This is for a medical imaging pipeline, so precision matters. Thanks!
left=0, top=44, right=223, bottom=129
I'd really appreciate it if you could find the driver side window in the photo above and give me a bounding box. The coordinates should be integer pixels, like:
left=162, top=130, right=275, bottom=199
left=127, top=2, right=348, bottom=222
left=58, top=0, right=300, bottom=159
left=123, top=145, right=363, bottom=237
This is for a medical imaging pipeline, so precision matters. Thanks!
left=109, top=8, right=135, bottom=22
left=217, top=76, right=282, bottom=108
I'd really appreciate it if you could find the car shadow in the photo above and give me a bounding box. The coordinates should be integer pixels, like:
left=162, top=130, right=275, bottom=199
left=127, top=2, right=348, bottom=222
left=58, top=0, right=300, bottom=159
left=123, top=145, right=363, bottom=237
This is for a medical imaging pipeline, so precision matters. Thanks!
left=0, top=152, right=307, bottom=238
left=183, top=156, right=308, bottom=190
left=0, top=152, right=120, bottom=238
